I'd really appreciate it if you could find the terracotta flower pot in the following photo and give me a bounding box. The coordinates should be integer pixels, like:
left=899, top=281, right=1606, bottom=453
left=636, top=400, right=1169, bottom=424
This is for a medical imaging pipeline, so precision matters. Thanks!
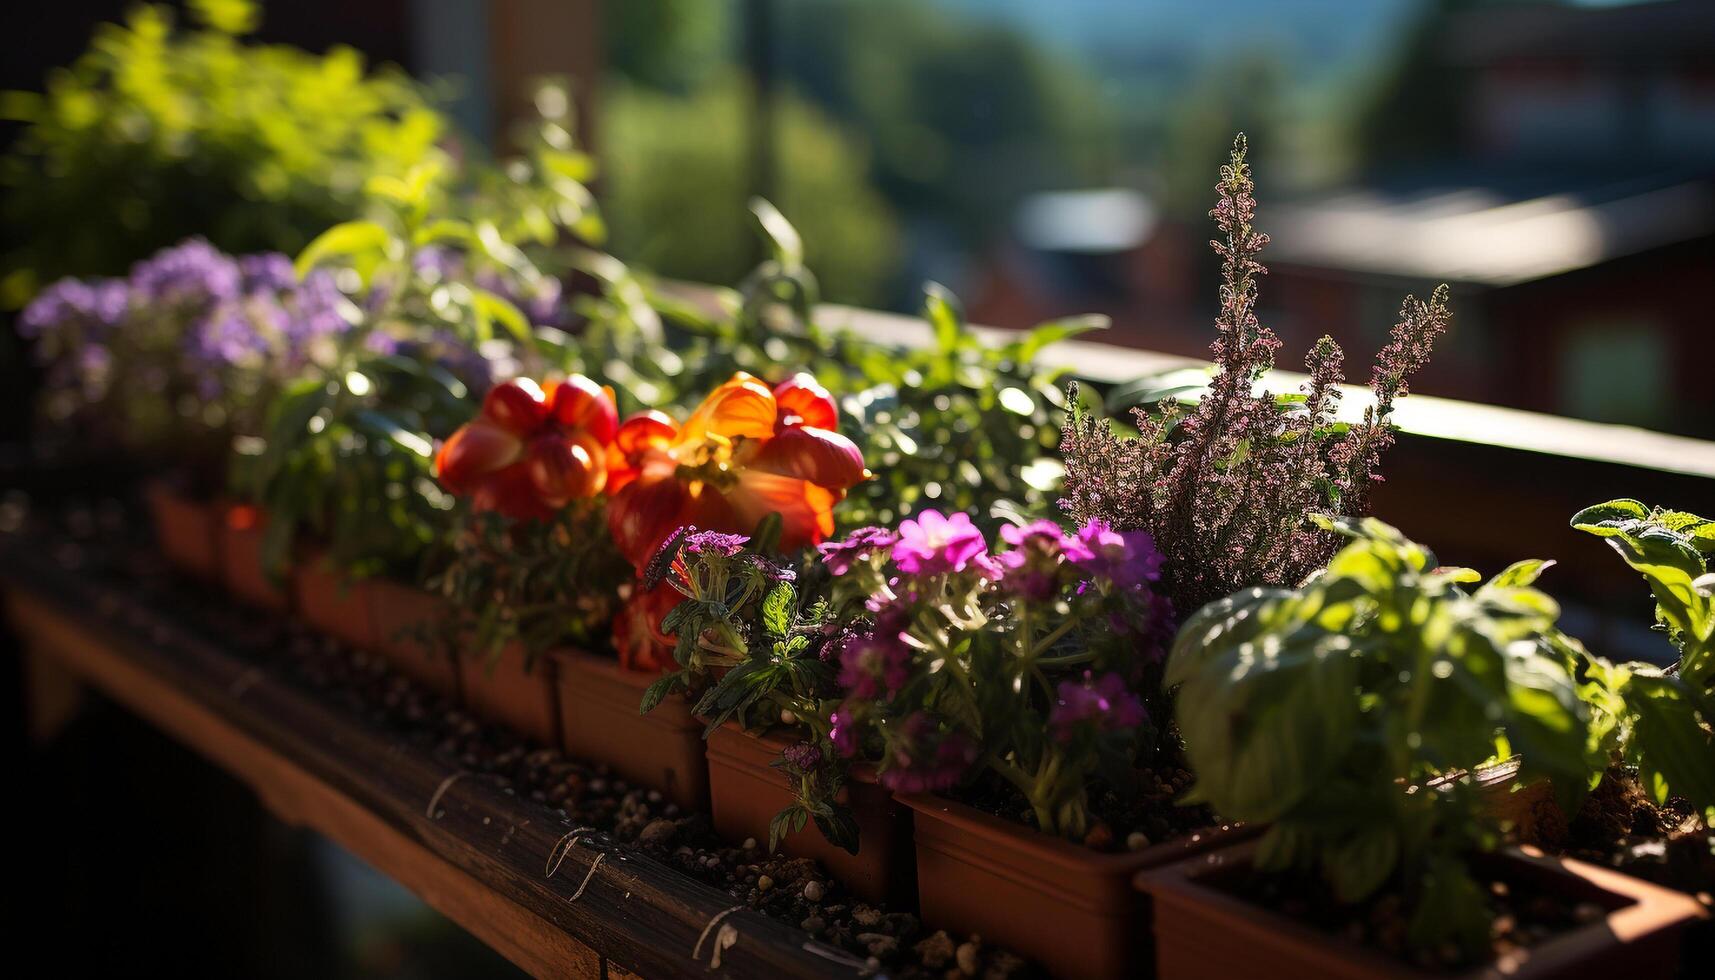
left=143, top=479, right=221, bottom=580
left=219, top=505, right=289, bottom=612
left=706, top=722, right=914, bottom=906
left=367, top=580, right=460, bottom=698
left=1136, top=839, right=1709, bottom=980
left=552, top=649, right=708, bottom=810
left=896, top=793, right=1249, bottom=980
left=457, top=641, right=560, bottom=745
left=292, top=550, right=379, bottom=651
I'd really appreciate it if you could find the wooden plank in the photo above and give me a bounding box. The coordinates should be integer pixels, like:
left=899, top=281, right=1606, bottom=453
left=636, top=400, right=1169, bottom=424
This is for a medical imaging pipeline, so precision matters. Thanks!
left=0, top=540, right=858, bottom=980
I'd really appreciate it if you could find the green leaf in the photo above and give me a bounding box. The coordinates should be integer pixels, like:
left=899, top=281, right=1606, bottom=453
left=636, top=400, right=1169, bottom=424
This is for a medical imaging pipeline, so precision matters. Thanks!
left=923, top=282, right=965, bottom=353
left=1012, top=314, right=1108, bottom=363
left=760, top=582, right=794, bottom=640
left=1569, top=498, right=1649, bottom=536
left=639, top=672, right=683, bottom=716
left=471, top=288, right=533, bottom=346
left=1622, top=672, right=1715, bottom=816
left=749, top=198, right=803, bottom=270
left=295, top=220, right=391, bottom=280
left=1326, top=829, right=1400, bottom=903
left=1485, top=559, right=1555, bottom=589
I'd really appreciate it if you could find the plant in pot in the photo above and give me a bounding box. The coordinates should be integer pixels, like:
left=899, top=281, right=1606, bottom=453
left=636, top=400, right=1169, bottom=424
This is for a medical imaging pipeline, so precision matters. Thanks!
left=1529, top=500, right=1715, bottom=899
left=249, top=139, right=590, bottom=684
left=804, top=509, right=1186, bottom=971
left=426, top=374, right=629, bottom=744
left=20, top=239, right=357, bottom=586
left=610, top=369, right=870, bottom=819
left=1148, top=516, right=1706, bottom=978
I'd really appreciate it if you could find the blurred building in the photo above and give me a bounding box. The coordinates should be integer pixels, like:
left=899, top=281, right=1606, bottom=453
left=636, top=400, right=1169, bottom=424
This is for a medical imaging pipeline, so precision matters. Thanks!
left=969, top=0, right=1715, bottom=438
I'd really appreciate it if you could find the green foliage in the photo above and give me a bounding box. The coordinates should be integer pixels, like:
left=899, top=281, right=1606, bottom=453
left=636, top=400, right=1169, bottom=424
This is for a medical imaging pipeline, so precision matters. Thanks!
left=429, top=506, right=631, bottom=667
left=599, top=73, right=900, bottom=306
left=0, top=0, right=441, bottom=303
left=1169, top=517, right=1594, bottom=961
left=1566, top=499, right=1715, bottom=820
left=567, top=203, right=1102, bottom=530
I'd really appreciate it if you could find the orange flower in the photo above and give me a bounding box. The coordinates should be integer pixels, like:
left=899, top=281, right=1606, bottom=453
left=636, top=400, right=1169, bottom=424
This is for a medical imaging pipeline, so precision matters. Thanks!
left=434, top=375, right=618, bottom=522
left=606, top=371, right=868, bottom=568
left=613, top=580, right=680, bottom=672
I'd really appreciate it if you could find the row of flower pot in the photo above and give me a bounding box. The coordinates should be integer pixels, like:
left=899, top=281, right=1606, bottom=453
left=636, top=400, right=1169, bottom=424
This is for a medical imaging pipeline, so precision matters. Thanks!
left=145, top=484, right=1707, bottom=979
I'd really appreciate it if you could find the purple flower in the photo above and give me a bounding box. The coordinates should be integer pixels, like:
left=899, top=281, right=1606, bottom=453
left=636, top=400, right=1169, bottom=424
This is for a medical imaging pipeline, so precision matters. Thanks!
left=997, top=519, right=1069, bottom=601
left=238, top=253, right=297, bottom=293
left=817, top=525, right=899, bottom=576
left=1063, top=520, right=1164, bottom=591
left=131, top=238, right=241, bottom=306
left=877, top=714, right=976, bottom=794
left=892, top=510, right=987, bottom=576
left=781, top=740, right=823, bottom=773
left=683, top=530, right=749, bottom=558
left=1049, top=671, right=1146, bottom=743
left=19, top=277, right=128, bottom=340
left=838, top=629, right=910, bottom=701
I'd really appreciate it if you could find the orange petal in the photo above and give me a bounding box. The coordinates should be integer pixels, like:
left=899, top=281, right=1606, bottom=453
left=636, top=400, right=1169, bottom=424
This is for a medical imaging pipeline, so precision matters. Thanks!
left=682, top=373, right=776, bottom=444
left=434, top=418, right=524, bottom=494
left=548, top=373, right=619, bottom=446
left=773, top=373, right=838, bottom=430
left=748, top=425, right=869, bottom=490
left=728, top=470, right=837, bottom=552
left=526, top=434, right=604, bottom=506
left=608, top=474, right=693, bottom=570
left=480, top=378, right=551, bottom=435
left=613, top=582, right=679, bottom=673
left=470, top=461, right=557, bottom=523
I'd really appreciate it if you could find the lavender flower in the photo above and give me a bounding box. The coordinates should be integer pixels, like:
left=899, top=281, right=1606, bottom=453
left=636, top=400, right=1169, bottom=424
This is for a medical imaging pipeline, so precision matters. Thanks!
left=1058, top=135, right=1447, bottom=614
left=817, top=525, right=899, bottom=575
left=1049, top=671, right=1146, bottom=743
left=892, top=510, right=987, bottom=576
left=18, top=277, right=128, bottom=340
left=131, top=238, right=241, bottom=306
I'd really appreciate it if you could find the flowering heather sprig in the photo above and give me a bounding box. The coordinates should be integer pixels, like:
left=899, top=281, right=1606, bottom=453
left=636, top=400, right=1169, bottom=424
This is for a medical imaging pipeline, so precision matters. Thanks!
left=816, top=525, right=899, bottom=576
left=1059, top=135, right=1448, bottom=614
left=876, top=714, right=979, bottom=794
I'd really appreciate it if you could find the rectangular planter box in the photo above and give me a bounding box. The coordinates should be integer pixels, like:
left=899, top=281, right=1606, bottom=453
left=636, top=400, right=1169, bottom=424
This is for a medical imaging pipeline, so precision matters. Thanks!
left=457, top=641, right=560, bottom=745
left=706, top=722, right=914, bottom=906
left=368, top=580, right=460, bottom=699
left=552, top=649, right=708, bottom=810
left=292, top=550, right=379, bottom=652
left=896, top=793, right=1249, bottom=980
left=143, top=480, right=221, bottom=580
left=219, top=505, right=289, bottom=612
left=1136, top=838, right=1709, bottom=980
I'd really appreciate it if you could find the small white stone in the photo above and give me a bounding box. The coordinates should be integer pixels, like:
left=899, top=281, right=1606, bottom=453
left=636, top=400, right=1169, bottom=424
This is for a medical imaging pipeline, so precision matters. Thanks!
left=1126, top=831, right=1151, bottom=851
left=742, top=837, right=758, bottom=851
left=803, top=880, right=825, bottom=902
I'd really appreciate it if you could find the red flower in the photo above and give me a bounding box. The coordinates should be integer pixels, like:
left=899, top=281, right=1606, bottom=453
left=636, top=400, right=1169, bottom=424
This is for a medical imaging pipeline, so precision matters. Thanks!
left=434, top=376, right=618, bottom=522
left=613, top=580, right=679, bottom=672
left=605, top=371, right=869, bottom=568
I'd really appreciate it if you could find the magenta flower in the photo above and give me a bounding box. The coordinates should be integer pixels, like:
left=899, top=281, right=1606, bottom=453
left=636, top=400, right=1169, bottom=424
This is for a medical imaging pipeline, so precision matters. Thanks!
left=818, top=525, right=899, bottom=575
left=1063, top=519, right=1164, bottom=590
left=892, top=509, right=987, bottom=576
left=1050, top=671, right=1147, bottom=743
left=997, top=519, right=1070, bottom=600
left=878, top=714, right=977, bottom=793
left=838, top=629, right=911, bottom=700
left=683, top=529, right=749, bottom=558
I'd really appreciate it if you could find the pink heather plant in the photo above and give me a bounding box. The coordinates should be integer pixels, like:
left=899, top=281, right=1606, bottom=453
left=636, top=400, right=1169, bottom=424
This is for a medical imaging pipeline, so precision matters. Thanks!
left=818, top=509, right=1172, bottom=838
left=1059, top=134, right=1448, bottom=615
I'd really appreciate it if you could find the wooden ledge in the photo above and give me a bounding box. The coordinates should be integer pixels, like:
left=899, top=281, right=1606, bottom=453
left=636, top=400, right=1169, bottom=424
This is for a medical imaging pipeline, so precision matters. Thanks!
left=0, top=541, right=861, bottom=980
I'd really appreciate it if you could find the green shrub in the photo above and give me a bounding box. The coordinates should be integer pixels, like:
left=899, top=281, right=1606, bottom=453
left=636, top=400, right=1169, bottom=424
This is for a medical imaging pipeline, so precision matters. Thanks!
left=0, top=0, right=442, bottom=304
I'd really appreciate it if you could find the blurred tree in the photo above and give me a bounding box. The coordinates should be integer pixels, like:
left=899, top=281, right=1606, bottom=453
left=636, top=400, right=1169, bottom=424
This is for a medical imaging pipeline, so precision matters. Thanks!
left=599, top=72, right=899, bottom=305
left=1351, top=0, right=1475, bottom=169
left=602, top=0, right=731, bottom=95
left=1159, top=52, right=1288, bottom=219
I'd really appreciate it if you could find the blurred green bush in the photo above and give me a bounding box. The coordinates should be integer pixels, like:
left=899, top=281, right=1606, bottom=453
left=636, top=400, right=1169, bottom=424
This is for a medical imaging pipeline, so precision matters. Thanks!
left=0, top=0, right=443, bottom=305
